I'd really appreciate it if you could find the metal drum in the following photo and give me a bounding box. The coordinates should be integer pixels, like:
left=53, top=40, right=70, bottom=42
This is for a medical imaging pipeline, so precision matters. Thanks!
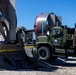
left=34, top=13, right=62, bottom=36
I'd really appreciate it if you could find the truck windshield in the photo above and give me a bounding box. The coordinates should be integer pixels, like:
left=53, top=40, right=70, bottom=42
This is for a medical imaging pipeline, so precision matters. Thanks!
left=53, top=29, right=61, bottom=35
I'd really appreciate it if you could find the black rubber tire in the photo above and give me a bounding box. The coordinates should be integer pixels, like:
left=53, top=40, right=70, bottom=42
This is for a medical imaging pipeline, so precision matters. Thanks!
left=38, top=46, right=51, bottom=61
left=0, top=16, right=9, bottom=44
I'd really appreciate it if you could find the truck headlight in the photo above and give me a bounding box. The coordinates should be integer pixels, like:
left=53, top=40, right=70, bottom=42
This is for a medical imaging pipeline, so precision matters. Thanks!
left=47, top=31, right=50, bottom=36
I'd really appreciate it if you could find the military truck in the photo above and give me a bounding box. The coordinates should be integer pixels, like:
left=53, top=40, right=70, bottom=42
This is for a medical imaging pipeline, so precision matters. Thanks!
left=34, top=13, right=76, bottom=61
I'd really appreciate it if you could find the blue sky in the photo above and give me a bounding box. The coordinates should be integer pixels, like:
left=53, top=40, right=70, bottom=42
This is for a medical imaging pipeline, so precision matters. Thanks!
left=16, top=0, right=76, bottom=29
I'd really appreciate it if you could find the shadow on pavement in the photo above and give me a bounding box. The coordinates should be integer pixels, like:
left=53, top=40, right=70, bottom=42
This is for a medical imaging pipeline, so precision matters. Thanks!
left=0, top=55, right=58, bottom=72
left=50, top=57, right=76, bottom=67
left=2, top=56, right=76, bottom=72
left=11, top=60, right=58, bottom=72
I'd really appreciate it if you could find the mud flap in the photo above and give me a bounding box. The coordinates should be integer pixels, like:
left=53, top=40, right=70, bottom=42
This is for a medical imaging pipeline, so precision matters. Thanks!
left=32, top=47, right=39, bottom=69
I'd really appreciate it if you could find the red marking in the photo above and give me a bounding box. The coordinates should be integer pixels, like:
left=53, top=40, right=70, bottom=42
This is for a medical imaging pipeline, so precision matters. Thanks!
left=35, top=14, right=43, bottom=36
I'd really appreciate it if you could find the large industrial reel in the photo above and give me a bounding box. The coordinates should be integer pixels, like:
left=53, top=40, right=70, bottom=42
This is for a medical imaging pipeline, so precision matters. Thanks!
left=34, top=13, right=62, bottom=36
left=34, top=13, right=53, bottom=36
left=0, top=16, right=9, bottom=44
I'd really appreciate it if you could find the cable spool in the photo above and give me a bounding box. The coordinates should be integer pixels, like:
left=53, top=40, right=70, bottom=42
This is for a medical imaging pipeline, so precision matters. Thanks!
left=34, top=13, right=55, bottom=36
left=0, top=16, right=9, bottom=44
left=34, top=13, right=62, bottom=36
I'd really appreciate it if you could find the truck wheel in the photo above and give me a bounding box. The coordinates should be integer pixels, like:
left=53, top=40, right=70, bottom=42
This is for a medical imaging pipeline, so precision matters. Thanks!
left=38, top=46, right=51, bottom=61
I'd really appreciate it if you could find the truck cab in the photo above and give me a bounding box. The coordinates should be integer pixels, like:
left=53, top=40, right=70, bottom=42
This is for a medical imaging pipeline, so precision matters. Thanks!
left=51, top=25, right=76, bottom=56
left=36, top=24, right=76, bottom=61
left=51, top=26, right=63, bottom=47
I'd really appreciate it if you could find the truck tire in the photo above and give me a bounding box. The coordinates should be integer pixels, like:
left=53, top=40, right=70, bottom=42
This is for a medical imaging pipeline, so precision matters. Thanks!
left=0, top=16, right=9, bottom=44
left=38, top=46, right=51, bottom=61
